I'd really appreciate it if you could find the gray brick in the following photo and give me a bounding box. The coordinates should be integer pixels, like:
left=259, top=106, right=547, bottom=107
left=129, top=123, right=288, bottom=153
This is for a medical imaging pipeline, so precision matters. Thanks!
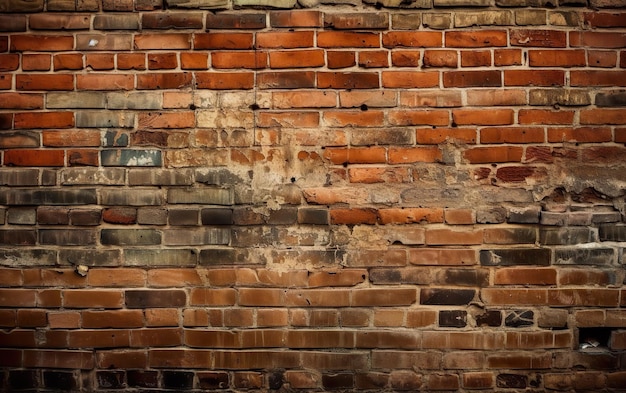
left=40, top=229, right=97, bottom=246
left=75, top=111, right=135, bottom=128
left=75, top=34, right=133, bottom=51
left=7, top=208, right=36, bottom=225
left=508, top=206, right=540, bottom=224
left=106, top=92, right=162, bottom=110
left=0, top=169, right=39, bottom=186
left=298, top=208, right=329, bottom=225
left=70, top=209, right=102, bottom=226
left=554, top=248, right=616, bottom=266
left=0, top=189, right=97, bottom=206
left=163, top=228, right=230, bottom=245
left=128, top=169, right=194, bottom=186
left=46, top=93, right=106, bottom=109
left=61, top=168, right=126, bottom=186
left=422, top=12, right=452, bottom=29
left=267, top=207, right=298, bottom=225
left=137, top=208, right=168, bottom=225
left=101, top=150, right=162, bottom=167
left=595, top=90, right=626, bottom=107
left=0, top=208, right=5, bottom=224
left=540, top=211, right=566, bottom=226
left=101, top=229, right=162, bottom=245
left=476, top=207, right=507, bottom=224
left=515, top=9, right=546, bottom=25
left=0, top=249, right=57, bottom=266
left=548, top=11, right=579, bottom=27
left=540, top=228, right=593, bottom=245
left=599, top=225, right=626, bottom=242
left=201, top=208, right=233, bottom=225
left=168, top=188, right=233, bottom=205
left=60, top=249, right=122, bottom=267
left=455, top=11, right=513, bottom=28
left=233, top=0, right=297, bottom=8
left=93, top=14, right=140, bottom=30
left=529, top=89, right=591, bottom=107
left=100, top=189, right=165, bottom=206
left=0, top=132, right=39, bottom=148
left=166, top=0, right=229, bottom=8
left=124, top=249, right=197, bottom=267
left=480, top=248, right=551, bottom=266
left=41, top=169, right=57, bottom=186
left=103, top=131, right=129, bottom=147
left=391, top=13, right=422, bottom=29
left=0, top=230, right=37, bottom=246
left=0, top=15, right=27, bottom=31
left=198, top=247, right=263, bottom=265
left=592, top=212, right=622, bottom=224
left=364, top=0, right=432, bottom=7
left=434, top=0, right=491, bottom=5
left=169, top=209, right=199, bottom=225
left=0, top=0, right=44, bottom=12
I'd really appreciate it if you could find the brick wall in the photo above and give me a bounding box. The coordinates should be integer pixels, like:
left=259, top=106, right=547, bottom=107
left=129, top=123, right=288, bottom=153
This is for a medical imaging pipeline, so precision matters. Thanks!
left=1, top=0, right=626, bottom=391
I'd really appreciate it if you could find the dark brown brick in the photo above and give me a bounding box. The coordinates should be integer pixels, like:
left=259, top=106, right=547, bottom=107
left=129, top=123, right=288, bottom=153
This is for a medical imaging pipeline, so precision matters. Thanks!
left=125, top=290, right=187, bottom=308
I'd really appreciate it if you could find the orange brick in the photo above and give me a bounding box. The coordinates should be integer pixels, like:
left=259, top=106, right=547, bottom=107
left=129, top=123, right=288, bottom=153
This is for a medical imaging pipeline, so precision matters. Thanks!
left=446, top=31, right=507, bottom=47
left=85, top=53, right=115, bottom=70
left=212, top=51, right=267, bottom=69
left=378, top=208, right=444, bottom=224
left=518, top=109, right=574, bottom=125
left=452, top=109, right=514, bottom=126
left=423, top=50, right=457, bottom=68
left=148, top=52, right=178, bottom=70
left=16, top=74, right=74, bottom=91
left=77, top=74, right=134, bottom=90
left=383, top=31, right=442, bottom=48
left=382, top=71, right=439, bottom=88
left=269, top=50, right=325, bottom=69
left=257, top=31, right=314, bottom=48
left=463, top=146, right=523, bottom=164
left=180, top=52, right=208, bottom=70
left=318, top=31, right=379, bottom=48
left=54, top=53, right=84, bottom=70
left=11, top=35, right=74, bottom=51
left=324, top=147, right=386, bottom=164
left=388, top=147, right=442, bottom=164
left=22, top=54, right=51, bottom=71
left=4, top=149, right=65, bottom=167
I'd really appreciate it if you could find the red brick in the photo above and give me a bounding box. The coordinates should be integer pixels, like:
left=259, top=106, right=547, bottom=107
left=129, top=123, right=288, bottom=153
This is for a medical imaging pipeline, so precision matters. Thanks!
left=584, top=12, right=626, bottom=28
left=581, top=109, right=626, bottom=125
left=103, top=207, right=137, bottom=224
left=137, top=72, right=193, bottom=89
left=257, top=31, right=314, bottom=49
left=0, top=93, right=43, bottom=109
left=117, top=53, right=146, bottom=70
left=14, top=111, right=74, bottom=129
left=138, top=112, right=194, bottom=129
left=269, top=50, right=324, bottom=69
left=318, top=31, right=379, bottom=48
left=571, top=71, right=626, bottom=87
left=463, top=146, right=523, bottom=164
left=212, top=51, right=266, bottom=69
left=424, top=50, right=459, bottom=68
left=190, top=288, right=237, bottom=306
left=134, top=33, right=190, bottom=49
left=390, top=50, right=421, bottom=67
left=77, top=74, right=134, bottom=90
left=23, top=349, right=94, bottom=369
left=63, top=290, right=124, bottom=308
left=0, top=74, right=11, bottom=90
left=494, top=267, right=557, bottom=285
left=324, top=147, right=386, bottom=165
left=481, top=127, right=544, bottom=143
left=42, top=130, right=101, bottom=147
left=53, top=53, right=84, bottom=70
left=10, top=35, right=74, bottom=51
left=270, top=10, right=322, bottom=27
left=180, top=52, right=207, bottom=70
left=22, top=54, right=51, bottom=71
left=85, top=53, right=115, bottom=70
left=453, top=109, right=513, bottom=126
left=519, top=109, right=574, bottom=125
left=0, top=54, right=19, bottom=71
left=445, top=31, right=507, bottom=47
left=510, top=29, right=566, bottom=47
left=98, top=350, right=147, bottom=369
left=144, top=309, right=180, bottom=327
left=443, top=70, right=501, bottom=87
left=323, top=110, right=384, bottom=127
left=461, top=50, right=491, bottom=67
left=382, top=71, right=439, bottom=88
left=331, top=208, right=378, bottom=225
left=383, top=32, right=442, bottom=48
left=352, top=288, right=416, bottom=306
left=327, top=51, right=356, bottom=68
left=587, top=50, right=617, bottom=68
left=416, top=128, right=476, bottom=144
left=529, top=50, right=586, bottom=67
left=258, top=71, right=315, bottom=89
left=4, top=149, right=65, bottom=166
left=389, top=110, right=449, bottom=126
left=504, top=70, right=564, bottom=86
left=194, top=33, right=253, bottom=49
left=388, top=147, right=442, bottom=164
left=16, top=74, right=74, bottom=91
left=378, top=208, right=443, bottom=224
left=147, top=52, right=178, bottom=70
left=82, top=310, right=143, bottom=328
left=570, top=31, right=626, bottom=49
left=494, top=49, right=522, bottom=66
left=358, top=50, right=389, bottom=68
left=317, top=71, right=378, bottom=89
left=548, top=289, right=619, bottom=307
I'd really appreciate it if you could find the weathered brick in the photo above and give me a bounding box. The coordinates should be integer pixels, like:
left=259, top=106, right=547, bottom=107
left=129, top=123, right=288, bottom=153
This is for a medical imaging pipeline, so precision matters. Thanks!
left=101, top=229, right=161, bottom=245
left=480, top=248, right=551, bottom=266
left=168, top=188, right=233, bottom=205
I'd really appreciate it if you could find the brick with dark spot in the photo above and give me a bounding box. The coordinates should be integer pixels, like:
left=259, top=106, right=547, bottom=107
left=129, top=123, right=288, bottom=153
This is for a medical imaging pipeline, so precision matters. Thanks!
left=480, top=248, right=551, bottom=266
left=125, top=290, right=186, bottom=308
left=421, top=288, right=475, bottom=305
left=439, top=310, right=467, bottom=328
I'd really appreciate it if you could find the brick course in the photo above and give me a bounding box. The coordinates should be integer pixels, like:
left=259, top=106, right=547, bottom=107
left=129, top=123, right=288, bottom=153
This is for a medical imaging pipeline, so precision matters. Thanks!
left=0, top=0, right=625, bottom=391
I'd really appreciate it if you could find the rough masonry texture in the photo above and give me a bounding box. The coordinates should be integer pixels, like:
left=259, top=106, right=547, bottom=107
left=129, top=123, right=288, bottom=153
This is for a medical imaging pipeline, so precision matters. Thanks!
left=1, top=0, right=626, bottom=391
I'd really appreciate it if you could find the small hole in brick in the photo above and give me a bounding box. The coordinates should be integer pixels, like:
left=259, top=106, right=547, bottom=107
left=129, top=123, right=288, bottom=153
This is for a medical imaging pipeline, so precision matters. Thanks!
left=579, top=327, right=612, bottom=350
left=249, top=103, right=260, bottom=110
left=189, top=104, right=196, bottom=110
left=290, top=177, right=296, bottom=183
left=360, top=104, right=368, bottom=111
left=451, top=121, right=457, bottom=128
